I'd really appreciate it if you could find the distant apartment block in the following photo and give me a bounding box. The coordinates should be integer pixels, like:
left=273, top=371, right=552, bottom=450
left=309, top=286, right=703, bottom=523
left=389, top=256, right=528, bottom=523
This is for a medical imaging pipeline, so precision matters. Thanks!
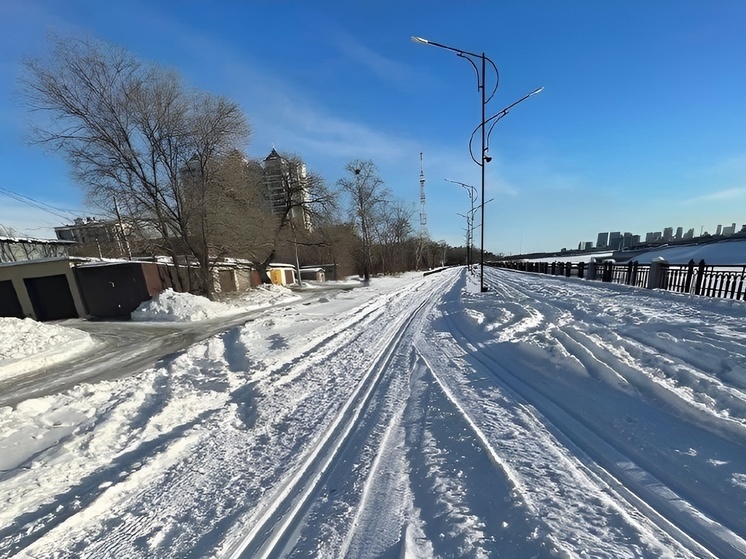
left=55, top=217, right=125, bottom=245
left=591, top=220, right=739, bottom=254
left=263, top=148, right=312, bottom=231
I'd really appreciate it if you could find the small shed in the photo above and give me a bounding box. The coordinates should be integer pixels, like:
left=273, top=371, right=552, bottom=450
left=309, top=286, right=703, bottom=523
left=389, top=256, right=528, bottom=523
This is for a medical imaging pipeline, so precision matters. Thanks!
left=300, top=267, right=326, bottom=282
left=213, top=260, right=261, bottom=293
left=267, top=264, right=297, bottom=286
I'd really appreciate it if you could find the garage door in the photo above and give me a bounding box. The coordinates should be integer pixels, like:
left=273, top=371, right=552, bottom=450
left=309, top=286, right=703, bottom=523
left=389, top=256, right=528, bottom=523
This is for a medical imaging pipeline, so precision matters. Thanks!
left=24, top=274, right=79, bottom=321
left=0, top=280, right=24, bottom=318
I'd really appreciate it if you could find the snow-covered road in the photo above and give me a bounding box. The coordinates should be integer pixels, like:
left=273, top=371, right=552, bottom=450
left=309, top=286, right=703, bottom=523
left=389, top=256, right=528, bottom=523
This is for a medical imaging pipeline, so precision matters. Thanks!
left=1, top=268, right=745, bottom=558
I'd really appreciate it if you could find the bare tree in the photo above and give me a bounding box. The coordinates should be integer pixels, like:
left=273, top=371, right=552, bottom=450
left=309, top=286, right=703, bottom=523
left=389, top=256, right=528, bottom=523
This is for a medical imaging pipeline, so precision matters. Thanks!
left=201, top=151, right=276, bottom=265
left=0, top=225, right=19, bottom=237
left=20, top=34, right=250, bottom=297
left=337, top=160, right=391, bottom=281
left=374, top=200, right=415, bottom=274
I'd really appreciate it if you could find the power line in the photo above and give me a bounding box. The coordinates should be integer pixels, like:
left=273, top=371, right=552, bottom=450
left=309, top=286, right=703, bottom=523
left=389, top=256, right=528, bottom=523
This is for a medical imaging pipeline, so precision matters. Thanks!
left=0, top=186, right=89, bottom=222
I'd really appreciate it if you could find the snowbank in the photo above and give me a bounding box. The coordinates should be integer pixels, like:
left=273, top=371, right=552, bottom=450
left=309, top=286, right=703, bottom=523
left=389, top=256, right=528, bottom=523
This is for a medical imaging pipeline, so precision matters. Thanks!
left=131, top=285, right=300, bottom=322
left=131, top=289, right=240, bottom=322
left=0, top=318, right=94, bottom=380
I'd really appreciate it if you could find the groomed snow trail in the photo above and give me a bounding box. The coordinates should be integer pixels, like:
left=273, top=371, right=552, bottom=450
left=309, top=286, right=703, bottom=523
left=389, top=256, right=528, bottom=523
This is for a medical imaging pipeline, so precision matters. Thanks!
left=1, top=268, right=745, bottom=558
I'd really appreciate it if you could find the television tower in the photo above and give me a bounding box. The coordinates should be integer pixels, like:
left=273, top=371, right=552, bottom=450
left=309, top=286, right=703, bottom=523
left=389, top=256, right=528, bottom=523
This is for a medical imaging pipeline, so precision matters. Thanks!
left=419, top=152, right=427, bottom=235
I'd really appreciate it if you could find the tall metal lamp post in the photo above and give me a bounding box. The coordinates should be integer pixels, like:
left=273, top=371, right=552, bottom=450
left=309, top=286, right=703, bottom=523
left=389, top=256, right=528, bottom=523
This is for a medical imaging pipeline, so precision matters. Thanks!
left=412, top=36, right=542, bottom=292
left=445, top=179, right=477, bottom=267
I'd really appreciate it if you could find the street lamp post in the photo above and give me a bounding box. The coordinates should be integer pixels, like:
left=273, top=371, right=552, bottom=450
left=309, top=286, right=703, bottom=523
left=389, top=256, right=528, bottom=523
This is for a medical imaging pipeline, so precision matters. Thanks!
left=456, top=212, right=472, bottom=266
left=412, top=36, right=542, bottom=292
left=445, top=179, right=477, bottom=267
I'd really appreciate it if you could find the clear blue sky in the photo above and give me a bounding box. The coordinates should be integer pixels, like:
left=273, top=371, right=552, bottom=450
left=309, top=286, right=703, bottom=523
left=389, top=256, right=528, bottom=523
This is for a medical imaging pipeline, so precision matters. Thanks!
left=1, top=1, right=745, bottom=255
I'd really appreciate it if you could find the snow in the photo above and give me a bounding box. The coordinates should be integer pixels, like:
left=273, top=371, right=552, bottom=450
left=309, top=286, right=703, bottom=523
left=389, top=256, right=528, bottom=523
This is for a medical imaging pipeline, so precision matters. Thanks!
left=131, top=284, right=300, bottom=322
left=626, top=237, right=746, bottom=265
left=0, top=318, right=94, bottom=380
left=521, top=237, right=746, bottom=266
left=1, top=270, right=746, bottom=558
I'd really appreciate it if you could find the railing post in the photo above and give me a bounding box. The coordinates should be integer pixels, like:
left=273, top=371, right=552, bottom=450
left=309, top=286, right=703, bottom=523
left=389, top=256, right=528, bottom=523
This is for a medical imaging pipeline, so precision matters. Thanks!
left=684, top=259, right=695, bottom=293
left=577, top=261, right=585, bottom=279
left=631, top=261, right=639, bottom=286
left=587, top=260, right=597, bottom=281
left=602, top=262, right=613, bottom=282
left=694, top=259, right=706, bottom=296
left=565, top=262, right=572, bottom=277
left=647, top=257, right=670, bottom=290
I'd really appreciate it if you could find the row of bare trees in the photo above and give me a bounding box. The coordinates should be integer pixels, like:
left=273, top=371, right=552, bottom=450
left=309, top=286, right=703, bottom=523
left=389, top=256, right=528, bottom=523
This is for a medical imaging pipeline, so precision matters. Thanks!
left=20, top=34, right=445, bottom=296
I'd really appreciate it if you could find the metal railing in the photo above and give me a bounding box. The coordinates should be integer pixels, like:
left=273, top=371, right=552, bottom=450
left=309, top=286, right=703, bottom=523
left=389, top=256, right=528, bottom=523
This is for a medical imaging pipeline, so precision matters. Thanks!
left=490, top=259, right=746, bottom=302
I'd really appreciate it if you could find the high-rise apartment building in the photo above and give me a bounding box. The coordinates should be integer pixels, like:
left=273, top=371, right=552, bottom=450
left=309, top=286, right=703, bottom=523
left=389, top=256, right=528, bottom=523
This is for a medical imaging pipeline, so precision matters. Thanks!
left=723, top=223, right=737, bottom=236
left=608, top=232, right=622, bottom=250
left=596, top=232, right=609, bottom=248
left=263, top=148, right=312, bottom=231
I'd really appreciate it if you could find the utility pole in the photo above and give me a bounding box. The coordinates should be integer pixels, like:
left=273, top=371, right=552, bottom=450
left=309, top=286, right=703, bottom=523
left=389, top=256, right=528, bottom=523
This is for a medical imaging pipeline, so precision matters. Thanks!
left=113, top=196, right=132, bottom=260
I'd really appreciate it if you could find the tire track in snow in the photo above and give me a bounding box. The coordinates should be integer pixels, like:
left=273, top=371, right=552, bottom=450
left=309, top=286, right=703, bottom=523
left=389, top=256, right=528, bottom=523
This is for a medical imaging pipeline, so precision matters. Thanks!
left=484, top=267, right=746, bottom=443
left=224, top=276, right=447, bottom=559
left=466, top=268, right=746, bottom=557
left=8, top=278, right=442, bottom=558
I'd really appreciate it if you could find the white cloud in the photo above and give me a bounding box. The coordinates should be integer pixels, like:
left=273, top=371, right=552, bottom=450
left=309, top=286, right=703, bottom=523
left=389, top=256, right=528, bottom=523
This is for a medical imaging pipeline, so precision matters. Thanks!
left=681, top=187, right=746, bottom=204
left=329, top=31, right=415, bottom=85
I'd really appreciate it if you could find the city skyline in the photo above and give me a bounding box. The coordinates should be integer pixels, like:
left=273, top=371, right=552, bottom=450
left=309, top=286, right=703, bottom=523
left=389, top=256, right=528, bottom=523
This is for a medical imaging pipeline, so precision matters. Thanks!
left=559, top=220, right=745, bottom=255
left=1, top=2, right=745, bottom=255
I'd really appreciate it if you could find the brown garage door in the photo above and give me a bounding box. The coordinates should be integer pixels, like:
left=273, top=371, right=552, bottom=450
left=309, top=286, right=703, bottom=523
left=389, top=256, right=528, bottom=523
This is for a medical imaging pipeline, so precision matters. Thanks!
left=0, top=280, right=24, bottom=318
left=24, top=274, right=79, bottom=321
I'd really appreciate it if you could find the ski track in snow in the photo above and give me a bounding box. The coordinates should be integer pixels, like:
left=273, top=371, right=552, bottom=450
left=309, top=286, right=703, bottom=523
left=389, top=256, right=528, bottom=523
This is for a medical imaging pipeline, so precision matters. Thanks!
left=1, top=268, right=745, bottom=558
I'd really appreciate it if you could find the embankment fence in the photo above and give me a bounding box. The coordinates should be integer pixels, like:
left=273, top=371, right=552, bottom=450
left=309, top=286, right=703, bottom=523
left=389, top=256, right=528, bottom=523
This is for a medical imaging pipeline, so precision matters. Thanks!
left=490, top=259, right=746, bottom=302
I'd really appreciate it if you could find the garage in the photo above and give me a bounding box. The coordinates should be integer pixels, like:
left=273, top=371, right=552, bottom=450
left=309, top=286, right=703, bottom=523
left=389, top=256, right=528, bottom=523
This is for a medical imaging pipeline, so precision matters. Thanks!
left=0, top=280, right=24, bottom=318
left=24, top=274, right=79, bottom=321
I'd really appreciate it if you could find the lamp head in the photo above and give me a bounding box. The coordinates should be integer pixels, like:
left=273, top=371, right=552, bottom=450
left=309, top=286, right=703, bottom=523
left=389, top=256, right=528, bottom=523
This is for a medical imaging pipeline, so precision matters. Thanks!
left=411, top=36, right=430, bottom=45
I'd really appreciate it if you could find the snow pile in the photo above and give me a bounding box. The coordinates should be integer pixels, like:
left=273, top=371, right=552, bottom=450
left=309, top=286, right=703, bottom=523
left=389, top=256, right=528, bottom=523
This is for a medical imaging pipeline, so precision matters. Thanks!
left=0, top=317, right=94, bottom=379
left=131, top=289, right=239, bottom=322
left=131, top=286, right=300, bottom=322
